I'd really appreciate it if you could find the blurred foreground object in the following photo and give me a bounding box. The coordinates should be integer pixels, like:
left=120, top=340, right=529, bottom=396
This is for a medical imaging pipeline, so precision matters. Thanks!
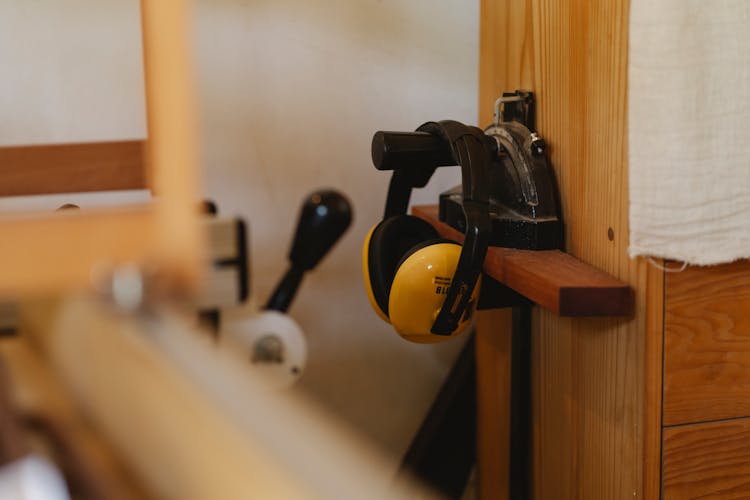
left=0, top=456, right=70, bottom=500
left=219, top=189, right=352, bottom=389
left=1, top=296, right=430, bottom=499
left=0, top=0, right=423, bottom=495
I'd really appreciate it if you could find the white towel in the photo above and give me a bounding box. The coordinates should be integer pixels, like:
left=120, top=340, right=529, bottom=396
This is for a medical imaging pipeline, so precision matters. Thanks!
left=629, top=0, right=750, bottom=265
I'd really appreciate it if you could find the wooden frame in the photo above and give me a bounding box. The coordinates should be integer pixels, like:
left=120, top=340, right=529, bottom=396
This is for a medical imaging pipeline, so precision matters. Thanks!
left=0, top=141, right=146, bottom=197
left=0, top=0, right=202, bottom=298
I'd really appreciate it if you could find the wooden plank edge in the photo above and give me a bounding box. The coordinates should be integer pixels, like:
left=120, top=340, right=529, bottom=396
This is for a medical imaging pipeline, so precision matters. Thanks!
left=558, top=286, right=634, bottom=316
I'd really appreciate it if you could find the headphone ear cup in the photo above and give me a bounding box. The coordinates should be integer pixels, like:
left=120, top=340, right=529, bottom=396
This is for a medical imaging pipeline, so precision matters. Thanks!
left=388, top=240, right=481, bottom=343
left=362, top=215, right=439, bottom=321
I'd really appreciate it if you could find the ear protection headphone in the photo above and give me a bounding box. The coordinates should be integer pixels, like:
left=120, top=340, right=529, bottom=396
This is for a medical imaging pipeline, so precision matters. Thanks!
left=363, top=120, right=493, bottom=343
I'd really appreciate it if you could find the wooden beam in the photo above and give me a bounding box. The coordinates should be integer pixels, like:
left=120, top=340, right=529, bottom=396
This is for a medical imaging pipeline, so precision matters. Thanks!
left=475, top=309, right=513, bottom=500
left=474, top=2, right=530, bottom=498
left=140, top=0, right=204, bottom=289
left=477, top=1, right=665, bottom=498
left=0, top=207, right=155, bottom=298
left=412, top=205, right=633, bottom=317
left=0, top=141, right=146, bottom=196
left=0, top=1, right=203, bottom=297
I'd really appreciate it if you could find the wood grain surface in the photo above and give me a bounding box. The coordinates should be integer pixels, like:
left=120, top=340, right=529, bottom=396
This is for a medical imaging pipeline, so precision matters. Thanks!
left=0, top=141, right=145, bottom=196
left=663, top=417, right=750, bottom=498
left=412, top=205, right=633, bottom=317
left=475, top=309, right=513, bottom=500
left=664, top=260, right=750, bottom=426
left=477, top=1, right=665, bottom=498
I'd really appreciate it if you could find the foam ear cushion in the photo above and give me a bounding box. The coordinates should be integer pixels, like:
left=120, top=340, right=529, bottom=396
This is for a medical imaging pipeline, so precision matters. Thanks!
left=394, top=238, right=459, bottom=271
left=367, top=215, right=439, bottom=317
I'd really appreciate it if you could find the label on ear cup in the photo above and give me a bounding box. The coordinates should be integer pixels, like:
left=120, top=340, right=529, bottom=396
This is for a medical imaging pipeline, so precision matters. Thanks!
left=434, top=276, right=451, bottom=295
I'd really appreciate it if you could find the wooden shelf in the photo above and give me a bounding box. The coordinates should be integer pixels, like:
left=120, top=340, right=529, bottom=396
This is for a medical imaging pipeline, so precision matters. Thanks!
left=0, top=140, right=145, bottom=196
left=412, top=205, right=633, bottom=316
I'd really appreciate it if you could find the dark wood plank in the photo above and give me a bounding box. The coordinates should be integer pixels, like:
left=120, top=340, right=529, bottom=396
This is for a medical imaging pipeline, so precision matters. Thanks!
left=412, top=205, right=633, bottom=317
left=663, top=417, right=750, bottom=498
left=0, top=141, right=146, bottom=196
left=664, top=260, right=750, bottom=426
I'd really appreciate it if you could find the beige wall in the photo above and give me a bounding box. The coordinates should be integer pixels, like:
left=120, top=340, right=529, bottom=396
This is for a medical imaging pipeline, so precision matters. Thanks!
left=0, top=1, right=146, bottom=146
left=1, top=0, right=479, bottom=468
left=194, top=0, right=479, bottom=461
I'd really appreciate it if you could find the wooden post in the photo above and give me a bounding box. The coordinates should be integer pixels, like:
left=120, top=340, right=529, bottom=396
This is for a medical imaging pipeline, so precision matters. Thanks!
left=140, top=0, right=204, bottom=290
left=476, top=1, right=664, bottom=498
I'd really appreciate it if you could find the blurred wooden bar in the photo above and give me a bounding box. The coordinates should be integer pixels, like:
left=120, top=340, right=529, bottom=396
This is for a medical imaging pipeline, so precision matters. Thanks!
left=0, top=141, right=146, bottom=197
left=0, top=0, right=202, bottom=297
left=0, top=207, right=154, bottom=298
left=140, top=0, right=203, bottom=290
left=12, top=297, right=425, bottom=500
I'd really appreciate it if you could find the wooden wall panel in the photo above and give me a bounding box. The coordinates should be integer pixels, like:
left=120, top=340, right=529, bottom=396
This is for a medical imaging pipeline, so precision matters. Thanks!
left=664, top=260, right=750, bottom=426
left=475, top=309, right=513, bottom=500
left=478, top=1, right=665, bottom=498
left=663, top=417, right=750, bottom=498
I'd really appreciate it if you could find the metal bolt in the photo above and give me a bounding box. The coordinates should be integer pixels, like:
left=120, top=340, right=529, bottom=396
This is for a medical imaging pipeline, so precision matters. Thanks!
left=530, top=132, right=546, bottom=156
left=252, top=335, right=285, bottom=364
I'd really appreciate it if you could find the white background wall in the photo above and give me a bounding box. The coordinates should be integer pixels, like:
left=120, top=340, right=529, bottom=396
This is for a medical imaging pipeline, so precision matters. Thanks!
left=0, top=1, right=146, bottom=146
left=0, top=0, right=479, bottom=467
left=193, top=0, right=479, bottom=461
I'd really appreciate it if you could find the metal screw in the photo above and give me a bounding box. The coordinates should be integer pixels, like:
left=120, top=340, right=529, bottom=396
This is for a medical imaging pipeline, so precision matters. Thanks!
left=530, top=132, right=546, bottom=156
left=252, top=335, right=285, bottom=364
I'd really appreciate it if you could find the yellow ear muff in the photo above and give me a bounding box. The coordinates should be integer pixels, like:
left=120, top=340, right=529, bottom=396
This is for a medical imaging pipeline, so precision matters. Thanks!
left=388, top=243, right=481, bottom=343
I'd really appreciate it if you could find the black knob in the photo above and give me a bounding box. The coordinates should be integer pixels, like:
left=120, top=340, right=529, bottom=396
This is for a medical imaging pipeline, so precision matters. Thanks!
left=372, top=131, right=455, bottom=171
left=289, top=190, right=352, bottom=271
left=266, top=190, right=353, bottom=312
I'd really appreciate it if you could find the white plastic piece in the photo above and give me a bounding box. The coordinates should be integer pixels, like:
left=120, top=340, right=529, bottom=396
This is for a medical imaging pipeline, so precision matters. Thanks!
left=219, top=308, right=307, bottom=390
left=0, top=455, right=70, bottom=500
